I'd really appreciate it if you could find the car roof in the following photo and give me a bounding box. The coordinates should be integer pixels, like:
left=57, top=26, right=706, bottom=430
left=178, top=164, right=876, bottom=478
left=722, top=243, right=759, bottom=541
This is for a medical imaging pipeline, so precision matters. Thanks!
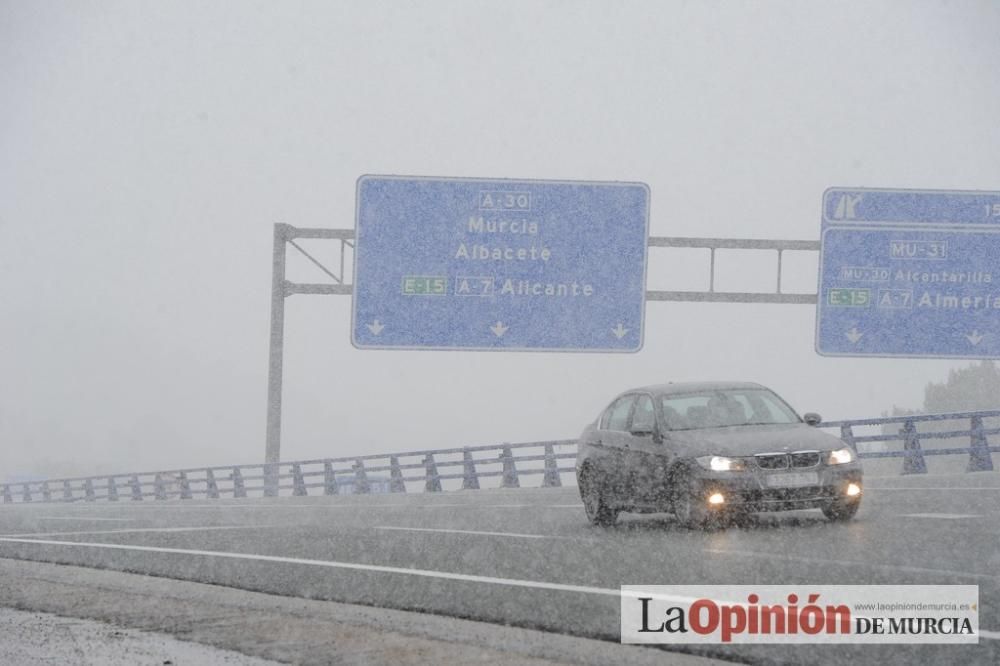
left=626, top=381, right=769, bottom=398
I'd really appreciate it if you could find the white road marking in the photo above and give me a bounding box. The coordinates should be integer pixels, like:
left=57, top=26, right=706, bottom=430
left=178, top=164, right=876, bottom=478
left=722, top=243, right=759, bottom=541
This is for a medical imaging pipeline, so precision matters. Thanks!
left=36, top=516, right=137, bottom=522
left=88, top=503, right=437, bottom=509
left=0, top=536, right=996, bottom=641
left=899, top=513, right=983, bottom=520
left=0, top=502, right=581, bottom=511
left=866, top=487, right=1000, bottom=491
left=374, top=526, right=578, bottom=540
left=466, top=504, right=579, bottom=509
left=704, top=548, right=999, bottom=582
left=865, top=471, right=1000, bottom=480
left=378, top=526, right=1000, bottom=585
left=0, top=525, right=264, bottom=539
left=0, top=536, right=618, bottom=597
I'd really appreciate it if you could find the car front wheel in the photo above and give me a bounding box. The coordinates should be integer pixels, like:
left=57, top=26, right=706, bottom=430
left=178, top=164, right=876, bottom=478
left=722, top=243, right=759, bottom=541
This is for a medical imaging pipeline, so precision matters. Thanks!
left=579, top=469, right=619, bottom=527
left=822, top=498, right=860, bottom=522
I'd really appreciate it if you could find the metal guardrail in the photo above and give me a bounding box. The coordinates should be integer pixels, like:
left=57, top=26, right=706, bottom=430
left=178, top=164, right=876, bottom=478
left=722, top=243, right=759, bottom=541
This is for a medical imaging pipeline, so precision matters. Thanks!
left=1, top=441, right=577, bottom=504
left=824, top=410, right=1000, bottom=475
left=2, top=410, right=996, bottom=504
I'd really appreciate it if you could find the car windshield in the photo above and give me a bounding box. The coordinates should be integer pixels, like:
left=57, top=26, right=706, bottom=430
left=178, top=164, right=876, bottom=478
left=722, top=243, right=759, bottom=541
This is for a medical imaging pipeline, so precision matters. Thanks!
left=660, top=388, right=801, bottom=430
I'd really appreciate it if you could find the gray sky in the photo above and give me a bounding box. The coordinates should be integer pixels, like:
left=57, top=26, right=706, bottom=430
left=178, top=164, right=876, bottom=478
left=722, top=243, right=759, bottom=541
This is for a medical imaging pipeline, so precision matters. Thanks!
left=2, top=0, right=999, bottom=478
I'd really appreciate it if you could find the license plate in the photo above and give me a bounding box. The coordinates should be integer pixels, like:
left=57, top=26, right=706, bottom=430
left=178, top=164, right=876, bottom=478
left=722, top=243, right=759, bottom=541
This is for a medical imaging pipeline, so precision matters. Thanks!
left=766, top=472, right=819, bottom=488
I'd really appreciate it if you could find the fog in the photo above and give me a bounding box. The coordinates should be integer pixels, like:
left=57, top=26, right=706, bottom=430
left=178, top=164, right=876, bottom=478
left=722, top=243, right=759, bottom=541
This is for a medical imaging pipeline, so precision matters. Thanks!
left=2, top=0, right=999, bottom=479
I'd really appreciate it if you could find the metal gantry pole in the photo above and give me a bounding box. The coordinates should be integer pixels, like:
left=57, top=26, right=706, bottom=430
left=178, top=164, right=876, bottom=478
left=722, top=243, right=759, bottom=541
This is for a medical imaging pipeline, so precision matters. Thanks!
left=264, top=223, right=289, bottom=496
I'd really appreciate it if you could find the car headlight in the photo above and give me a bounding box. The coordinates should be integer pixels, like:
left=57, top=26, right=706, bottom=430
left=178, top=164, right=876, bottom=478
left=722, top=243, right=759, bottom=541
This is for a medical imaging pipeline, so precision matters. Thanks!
left=827, top=447, right=856, bottom=465
left=696, top=455, right=745, bottom=472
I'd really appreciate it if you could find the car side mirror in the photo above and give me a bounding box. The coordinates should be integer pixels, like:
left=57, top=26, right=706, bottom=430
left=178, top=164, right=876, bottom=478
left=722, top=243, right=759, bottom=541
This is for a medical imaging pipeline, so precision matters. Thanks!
left=803, top=412, right=822, bottom=427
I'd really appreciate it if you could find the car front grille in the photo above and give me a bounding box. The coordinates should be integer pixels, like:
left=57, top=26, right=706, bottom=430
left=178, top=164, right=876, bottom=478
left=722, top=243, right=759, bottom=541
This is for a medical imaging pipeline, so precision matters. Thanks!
left=755, top=454, right=789, bottom=470
left=755, top=451, right=821, bottom=470
left=789, top=451, right=821, bottom=468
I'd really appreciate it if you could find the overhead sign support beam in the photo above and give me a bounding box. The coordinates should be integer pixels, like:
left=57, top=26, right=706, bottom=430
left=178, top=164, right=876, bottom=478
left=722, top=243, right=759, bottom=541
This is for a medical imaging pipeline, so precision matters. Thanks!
left=646, top=237, right=819, bottom=304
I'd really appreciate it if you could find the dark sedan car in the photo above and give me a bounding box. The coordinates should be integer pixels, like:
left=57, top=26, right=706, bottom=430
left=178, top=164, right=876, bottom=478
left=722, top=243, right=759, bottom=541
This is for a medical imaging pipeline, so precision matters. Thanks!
left=575, top=382, right=863, bottom=527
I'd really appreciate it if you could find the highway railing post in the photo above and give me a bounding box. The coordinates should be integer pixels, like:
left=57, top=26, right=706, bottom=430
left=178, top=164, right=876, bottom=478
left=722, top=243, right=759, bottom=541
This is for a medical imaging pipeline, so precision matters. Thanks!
left=424, top=454, right=442, bottom=492
left=1, top=485, right=10, bottom=503
left=292, top=463, right=307, bottom=496
left=84, top=479, right=95, bottom=502
left=41, top=482, right=51, bottom=502
left=206, top=469, right=220, bottom=499
left=179, top=472, right=192, bottom=499
left=154, top=474, right=167, bottom=500
left=21, top=484, right=31, bottom=503
left=966, top=415, right=994, bottom=472
left=62, top=481, right=73, bottom=502
left=839, top=424, right=857, bottom=451
left=107, top=477, right=118, bottom=502
left=901, top=420, right=927, bottom=475
left=389, top=456, right=406, bottom=493
left=323, top=461, right=339, bottom=495
left=353, top=459, right=370, bottom=494
left=232, top=468, right=247, bottom=498
left=461, top=449, right=480, bottom=490
left=130, top=475, right=143, bottom=501
left=500, top=445, right=520, bottom=488
left=542, top=443, right=562, bottom=487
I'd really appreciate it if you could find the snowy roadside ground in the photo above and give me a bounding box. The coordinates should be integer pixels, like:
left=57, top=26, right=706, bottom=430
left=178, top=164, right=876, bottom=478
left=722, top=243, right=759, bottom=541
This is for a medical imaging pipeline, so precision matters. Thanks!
left=0, top=558, right=720, bottom=666
left=0, top=606, right=277, bottom=666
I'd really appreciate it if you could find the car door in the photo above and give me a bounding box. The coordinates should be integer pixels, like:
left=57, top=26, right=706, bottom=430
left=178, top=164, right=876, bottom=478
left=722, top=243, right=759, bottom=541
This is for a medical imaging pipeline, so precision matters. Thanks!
left=623, top=393, right=672, bottom=504
left=592, top=394, right=636, bottom=495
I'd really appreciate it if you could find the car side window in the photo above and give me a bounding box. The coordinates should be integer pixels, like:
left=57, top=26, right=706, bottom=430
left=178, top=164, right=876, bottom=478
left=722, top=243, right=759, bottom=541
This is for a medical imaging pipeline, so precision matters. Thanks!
left=605, top=396, right=635, bottom=432
left=599, top=407, right=612, bottom=430
left=631, top=394, right=655, bottom=431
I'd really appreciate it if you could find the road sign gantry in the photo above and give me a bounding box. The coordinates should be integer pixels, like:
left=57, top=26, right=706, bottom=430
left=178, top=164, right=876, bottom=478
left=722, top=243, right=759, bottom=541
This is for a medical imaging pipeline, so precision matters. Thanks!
left=262, top=178, right=820, bottom=480
left=817, top=188, right=1000, bottom=358
left=351, top=175, right=651, bottom=352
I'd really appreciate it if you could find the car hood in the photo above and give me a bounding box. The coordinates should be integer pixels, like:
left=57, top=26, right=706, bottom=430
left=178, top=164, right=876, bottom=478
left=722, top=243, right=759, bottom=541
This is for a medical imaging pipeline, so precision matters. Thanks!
left=666, top=423, right=845, bottom=458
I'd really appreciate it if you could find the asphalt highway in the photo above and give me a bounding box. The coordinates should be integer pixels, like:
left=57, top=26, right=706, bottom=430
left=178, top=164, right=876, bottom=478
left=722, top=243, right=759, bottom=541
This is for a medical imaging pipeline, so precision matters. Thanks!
left=0, top=471, right=997, bottom=665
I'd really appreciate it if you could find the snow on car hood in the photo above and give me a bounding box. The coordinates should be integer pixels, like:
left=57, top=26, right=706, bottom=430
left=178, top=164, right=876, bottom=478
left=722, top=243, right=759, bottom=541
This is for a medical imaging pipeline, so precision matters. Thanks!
left=666, top=422, right=847, bottom=458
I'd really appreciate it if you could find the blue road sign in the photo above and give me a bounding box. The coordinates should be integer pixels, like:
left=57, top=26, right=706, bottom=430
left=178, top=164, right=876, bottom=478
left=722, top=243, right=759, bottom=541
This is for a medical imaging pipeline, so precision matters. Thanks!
left=817, top=188, right=1000, bottom=358
left=352, top=176, right=650, bottom=351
